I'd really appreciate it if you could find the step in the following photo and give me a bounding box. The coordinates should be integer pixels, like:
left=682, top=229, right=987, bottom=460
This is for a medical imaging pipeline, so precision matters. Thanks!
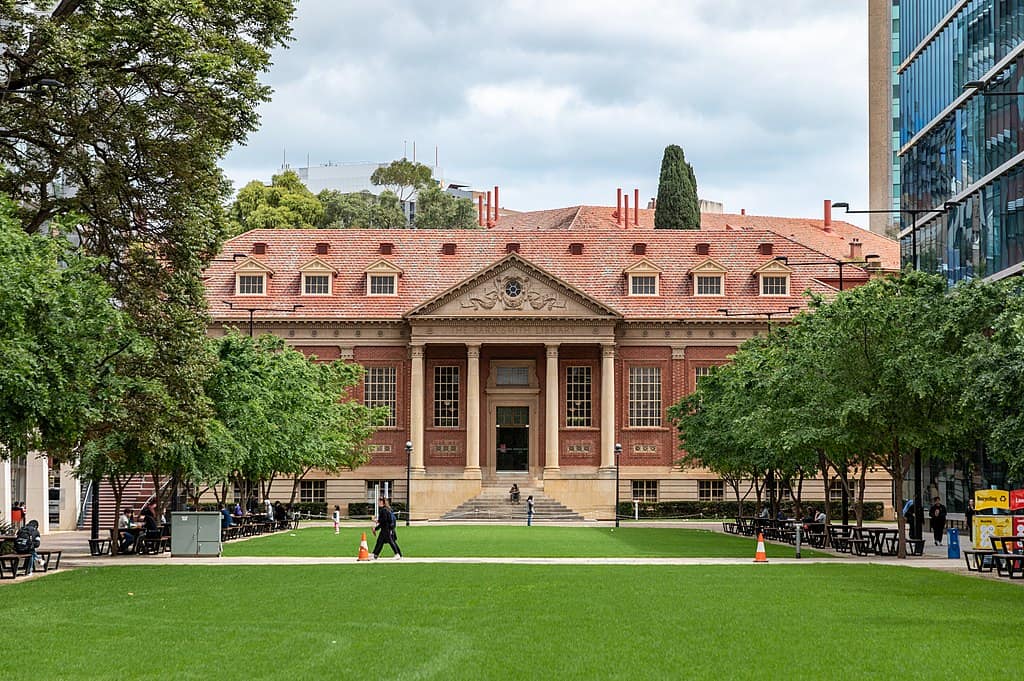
left=440, top=490, right=583, bottom=522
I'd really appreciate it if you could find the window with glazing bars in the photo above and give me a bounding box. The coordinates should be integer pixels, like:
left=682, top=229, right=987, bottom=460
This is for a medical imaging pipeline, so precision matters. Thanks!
left=364, top=366, right=396, bottom=427
left=761, top=275, right=788, bottom=295
left=694, top=366, right=714, bottom=385
left=304, top=274, right=330, bottom=295
left=632, top=479, right=658, bottom=502
left=630, top=275, right=657, bottom=295
left=369, top=274, right=395, bottom=295
left=695, top=275, right=722, bottom=295
left=433, top=366, right=460, bottom=427
left=237, top=275, right=264, bottom=294
left=628, top=366, right=661, bottom=427
left=565, top=366, right=592, bottom=427
left=300, top=479, right=326, bottom=503
left=698, top=479, right=724, bottom=501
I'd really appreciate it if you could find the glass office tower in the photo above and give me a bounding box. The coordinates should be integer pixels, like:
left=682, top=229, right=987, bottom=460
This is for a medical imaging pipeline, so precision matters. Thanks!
left=897, top=0, right=1024, bottom=282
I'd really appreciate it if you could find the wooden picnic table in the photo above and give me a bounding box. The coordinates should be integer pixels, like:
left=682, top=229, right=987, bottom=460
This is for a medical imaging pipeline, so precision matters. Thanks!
left=988, top=536, right=1024, bottom=579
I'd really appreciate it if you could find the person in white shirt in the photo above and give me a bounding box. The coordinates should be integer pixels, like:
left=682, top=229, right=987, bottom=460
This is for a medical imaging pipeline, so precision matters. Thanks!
left=118, top=508, right=137, bottom=553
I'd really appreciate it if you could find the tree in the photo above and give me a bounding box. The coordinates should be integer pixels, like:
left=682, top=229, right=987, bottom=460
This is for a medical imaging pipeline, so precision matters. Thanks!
left=413, top=185, right=479, bottom=229
left=654, top=144, right=700, bottom=230
left=370, top=159, right=434, bottom=203
left=230, top=170, right=324, bottom=232
left=317, top=189, right=405, bottom=229
left=0, top=197, right=127, bottom=459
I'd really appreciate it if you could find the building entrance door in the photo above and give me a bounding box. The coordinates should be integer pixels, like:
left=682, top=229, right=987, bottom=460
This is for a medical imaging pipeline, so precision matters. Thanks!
left=495, top=406, right=529, bottom=472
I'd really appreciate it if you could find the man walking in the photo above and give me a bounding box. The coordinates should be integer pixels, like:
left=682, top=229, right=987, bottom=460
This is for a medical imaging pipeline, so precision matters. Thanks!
left=371, top=497, right=402, bottom=560
left=929, top=496, right=948, bottom=546
left=526, top=495, right=535, bottom=526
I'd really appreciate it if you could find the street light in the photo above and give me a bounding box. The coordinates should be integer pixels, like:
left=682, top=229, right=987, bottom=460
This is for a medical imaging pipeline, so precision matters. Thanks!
left=614, top=443, right=622, bottom=528
left=831, top=201, right=961, bottom=271
left=405, top=441, right=412, bottom=527
left=717, top=307, right=801, bottom=335
left=773, top=254, right=881, bottom=291
left=221, top=301, right=304, bottom=337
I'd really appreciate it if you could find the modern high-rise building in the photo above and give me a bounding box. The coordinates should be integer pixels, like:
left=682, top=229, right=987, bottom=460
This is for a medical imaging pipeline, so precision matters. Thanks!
left=868, top=1, right=901, bottom=237
left=871, top=0, right=1024, bottom=283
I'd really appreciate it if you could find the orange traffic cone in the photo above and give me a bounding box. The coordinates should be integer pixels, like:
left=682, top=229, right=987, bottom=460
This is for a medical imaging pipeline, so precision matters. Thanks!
left=357, top=532, right=370, bottom=561
left=753, top=533, right=768, bottom=563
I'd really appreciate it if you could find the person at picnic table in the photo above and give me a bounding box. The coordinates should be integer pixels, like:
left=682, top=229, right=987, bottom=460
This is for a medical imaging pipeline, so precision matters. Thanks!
left=509, top=484, right=520, bottom=503
left=759, top=505, right=770, bottom=519
left=929, top=496, right=947, bottom=546
left=142, top=505, right=161, bottom=540
left=220, top=504, right=234, bottom=529
left=118, top=507, right=137, bottom=553
left=814, top=509, right=826, bottom=523
left=776, top=509, right=787, bottom=521
left=274, top=501, right=286, bottom=523
left=802, top=507, right=816, bottom=524
left=233, top=501, right=243, bottom=517
left=265, top=498, right=274, bottom=523
left=13, top=519, right=41, bottom=573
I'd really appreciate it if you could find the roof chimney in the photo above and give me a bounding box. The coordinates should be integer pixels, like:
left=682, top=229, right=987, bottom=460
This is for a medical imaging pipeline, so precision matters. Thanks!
left=740, top=208, right=745, bottom=216
left=758, top=242, right=774, bottom=256
left=849, top=238, right=862, bottom=260
left=647, top=197, right=656, bottom=209
left=315, top=242, right=329, bottom=255
left=506, top=242, right=520, bottom=254
left=252, top=242, right=267, bottom=255
left=616, top=188, right=623, bottom=225
left=824, top=199, right=832, bottom=227
left=478, top=194, right=484, bottom=227
left=623, top=193, right=630, bottom=229
left=493, top=185, right=499, bottom=223
left=695, top=242, right=710, bottom=255
left=634, top=188, right=639, bottom=226
left=569, top=242, right=583, bottom=255
left=379, top=242, right=393, bottom=255
left=632, top=243, right=647, bottom=255
left=442, top=243, right=456, bottom=255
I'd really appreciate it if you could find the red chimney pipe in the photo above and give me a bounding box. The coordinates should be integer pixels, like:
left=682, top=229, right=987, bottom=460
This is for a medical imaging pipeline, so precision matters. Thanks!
left=486, top=191, right=492, bottom=228
left=623, top=194, right=630, bottom=229
left=478, top=195, right=484, bottom=227
left=616, top=188, right=623, bottom=224
left=740, top=208, right=746, bottom=215
left=823, top=199, right=832, bottom=227
left=494, top=185, right=499, bottom=222
left=634, top=188, right=639, bottom=226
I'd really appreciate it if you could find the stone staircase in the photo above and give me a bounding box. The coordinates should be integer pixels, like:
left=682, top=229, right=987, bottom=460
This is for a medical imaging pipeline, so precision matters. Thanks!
left=440, top=484, right=583, bottom=522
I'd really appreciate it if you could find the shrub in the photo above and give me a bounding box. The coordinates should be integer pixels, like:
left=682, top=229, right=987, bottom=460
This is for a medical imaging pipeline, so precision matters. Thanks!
left=617, top=500, right=883, bottom=522
left=348, top=502, right=407, bottom=519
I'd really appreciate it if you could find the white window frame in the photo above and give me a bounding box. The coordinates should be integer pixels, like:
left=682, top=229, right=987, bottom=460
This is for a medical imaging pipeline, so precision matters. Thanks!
left=565, top=366, right=592, bottom=428
left=628, top=366, right=662, bottom=427
left=433, top=365, right=460, bottom=428
left=364, top=366, right=397, bottom=427
left=236, top=274, right=266, bottom=296
left=629, top=274, right=659, bottom=296
left=695, top=275, right=723, bottom=296
left=368, top=274, right=397, bottom=296
left=760, top=274, right=790, bottom=296
left=302, top=273, right=331, bottom=296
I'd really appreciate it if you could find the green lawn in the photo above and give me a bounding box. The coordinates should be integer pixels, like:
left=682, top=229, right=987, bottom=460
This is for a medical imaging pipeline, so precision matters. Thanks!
left=223, top=525, right=831, bottom=558
left=5, top=563, right=1020, bottom=680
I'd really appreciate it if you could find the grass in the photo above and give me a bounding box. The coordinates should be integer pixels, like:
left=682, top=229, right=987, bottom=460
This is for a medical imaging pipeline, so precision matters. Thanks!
left=5, top=563, right=1021, bottom=680
left=223, top=525, right=832, bottom=559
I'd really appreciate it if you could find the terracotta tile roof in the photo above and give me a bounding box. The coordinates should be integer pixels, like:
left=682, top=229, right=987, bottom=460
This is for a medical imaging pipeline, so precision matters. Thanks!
left=487, top=205, right=900, bottom=270
left=206, top=227, right=874, bottom=323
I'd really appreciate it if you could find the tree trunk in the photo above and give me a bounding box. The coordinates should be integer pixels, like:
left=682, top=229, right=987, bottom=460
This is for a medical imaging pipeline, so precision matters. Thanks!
left=107, top=473, right=133, bottom=556
left=856, top=465, right=868, bottom=526
left=818, top=451, right=832, bottom=547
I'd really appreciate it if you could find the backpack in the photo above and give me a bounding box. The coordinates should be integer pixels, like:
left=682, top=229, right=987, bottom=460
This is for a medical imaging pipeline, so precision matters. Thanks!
left=14, top=526, right=34, bottom=554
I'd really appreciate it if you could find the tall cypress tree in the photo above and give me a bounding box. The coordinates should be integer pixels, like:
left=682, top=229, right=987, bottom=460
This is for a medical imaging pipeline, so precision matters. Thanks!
left=654, top=145, right=700, bottom=229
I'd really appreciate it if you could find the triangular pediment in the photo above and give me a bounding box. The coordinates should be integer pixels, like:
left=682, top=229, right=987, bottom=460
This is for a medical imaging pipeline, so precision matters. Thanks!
left=233, top=257, right=275, bottom=275
left=364, top=258, right=404, bottom=275
left=752, top=259, right=792, bottom=275
left=622, top=257, right=662, bottom=275
left=687, top=258, right=729, bottom=275
left=299, top=257, right=337, bottom=274
left=407, top=253, right=620, bottom=319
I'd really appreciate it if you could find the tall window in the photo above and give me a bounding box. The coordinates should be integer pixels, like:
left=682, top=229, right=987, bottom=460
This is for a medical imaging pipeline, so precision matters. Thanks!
left=237, top=274, right=264, bottom=295
left=630, top=275, right=658, bottom=296
left=369, top=274, right=396, bottom=295
left=694, top=366, right=714, bottom=385
left=761, top=275, right=788, bottom=296
left=632, top=480, right=658, bottom=502
left=695, top=275, right=722, bottom=295
left=628, top=366, right=662, bottom=427
left=433, top=366, right=460, bottom=427
left=698, top=480, right=724, bottom=501
left=566, top=366, right=592, bottom=427
left=829, top=480, right=845, bottom=502
left=364, top=367, right=397, bottom=427
left=303, top=274, right=330, bottom=295
left=365, top=480, right=395, bottom=502
left=300, top=480, right=326, bottom=504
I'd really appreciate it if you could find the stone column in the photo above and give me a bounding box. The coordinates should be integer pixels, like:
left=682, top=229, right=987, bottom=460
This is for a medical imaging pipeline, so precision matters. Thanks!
left=600, top=344, right=617, bottom=470
left=0, top=459, right=10, bottom=527
left=409, top=344, right=426, bottom=472
left=545, top=344, right=560, bottom=471
left=465, top=344, right=481, bottom=472
left=59, top=461, right=81, bottom=531
left=25, top=453, right=49, bottom=534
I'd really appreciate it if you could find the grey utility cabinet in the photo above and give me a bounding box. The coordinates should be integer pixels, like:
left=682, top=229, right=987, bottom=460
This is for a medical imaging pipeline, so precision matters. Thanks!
left=170, top=512, right=222, bottom=557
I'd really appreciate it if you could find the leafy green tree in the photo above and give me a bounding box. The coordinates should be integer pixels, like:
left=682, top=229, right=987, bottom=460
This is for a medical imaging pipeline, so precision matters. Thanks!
left=413, top=185, right=479, bottom=229
left=654, top=144, right=700, bottom=230
left=231, top=169, right=324, bottom=232
left=370, top=159, right=434, bottom=203
left=318, top=189, right=405, bottom=229
left=0, top=198, right=127, bottom=459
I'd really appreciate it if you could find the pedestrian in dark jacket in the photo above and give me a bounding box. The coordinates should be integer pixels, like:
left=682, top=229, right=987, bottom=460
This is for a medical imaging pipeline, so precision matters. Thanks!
left=929, top=496, right=947, bottom=545
left=371, top=498, right=402, bottom=560
left=14, top=519, right=41, bottom=574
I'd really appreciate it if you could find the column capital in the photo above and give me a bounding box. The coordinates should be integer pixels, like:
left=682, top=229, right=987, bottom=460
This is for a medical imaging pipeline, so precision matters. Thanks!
left=338, top=346, right=355, bottom=361
left=602, top=344, right=616, bottom=359
left=410, top=345, right=425, bottom=359
left=466, top=343, right=481, bottom=359
left=545, top=344, right=560, bottom=359
left=671, top=346, right=686, bottom=360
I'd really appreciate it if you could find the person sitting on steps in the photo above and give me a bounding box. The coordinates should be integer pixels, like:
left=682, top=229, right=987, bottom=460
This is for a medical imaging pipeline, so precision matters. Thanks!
left=509, top=484, right=520, bottom=503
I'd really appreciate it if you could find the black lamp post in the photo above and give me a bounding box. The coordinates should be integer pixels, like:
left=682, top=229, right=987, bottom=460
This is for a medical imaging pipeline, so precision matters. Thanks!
left=221, top=301, right=303, bottom=337
left=831, top=202, right=961, bottom=271
left=773, top=255, right=881, bottom=292
left=614, top=443, right=622, bottom=528
left=405, top=440, right=412, bottom=527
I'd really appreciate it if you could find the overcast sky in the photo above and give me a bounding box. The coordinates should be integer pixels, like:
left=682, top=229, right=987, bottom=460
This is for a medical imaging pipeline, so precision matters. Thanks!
left=222, top=0, right=870, bottom=225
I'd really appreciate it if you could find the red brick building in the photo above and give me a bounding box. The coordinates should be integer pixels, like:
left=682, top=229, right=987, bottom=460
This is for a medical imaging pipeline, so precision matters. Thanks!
left=203, top=205, right=898, bottom=519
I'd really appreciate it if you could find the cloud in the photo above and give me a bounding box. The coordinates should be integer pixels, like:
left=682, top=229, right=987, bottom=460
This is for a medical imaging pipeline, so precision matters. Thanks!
left=223, top=0, right=870, bottom=226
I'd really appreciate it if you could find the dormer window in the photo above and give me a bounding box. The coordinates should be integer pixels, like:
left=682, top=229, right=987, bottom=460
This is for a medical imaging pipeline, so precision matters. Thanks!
left=753, top=259, right=793, bottom=297
left=299, top=257, right=337, bottom=296
left=364, top=259, right=403, bottom=297
left=687, top=258, right=728, bottom=297
left=233, top=256, right=274, bottom=296
left=623, top=258, right=662, bottom=297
